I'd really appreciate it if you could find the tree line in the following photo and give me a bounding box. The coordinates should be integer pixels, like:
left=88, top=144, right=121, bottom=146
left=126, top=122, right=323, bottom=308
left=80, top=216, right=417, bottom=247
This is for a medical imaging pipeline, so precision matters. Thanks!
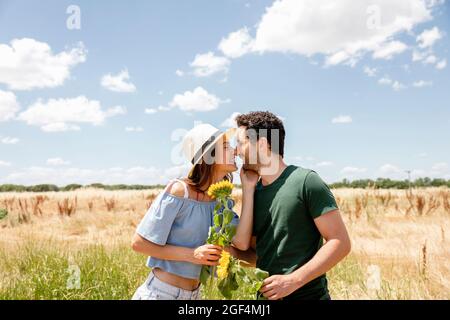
left=0, top=178, right=449, bottom=192
left=328, top=177, right=450, bottom=189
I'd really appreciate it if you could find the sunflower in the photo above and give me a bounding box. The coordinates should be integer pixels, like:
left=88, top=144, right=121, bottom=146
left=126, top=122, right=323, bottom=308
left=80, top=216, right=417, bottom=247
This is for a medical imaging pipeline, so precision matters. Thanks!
left=207, top=180, right=234, bottom=199
left=217, top=251, right=231, bottom=279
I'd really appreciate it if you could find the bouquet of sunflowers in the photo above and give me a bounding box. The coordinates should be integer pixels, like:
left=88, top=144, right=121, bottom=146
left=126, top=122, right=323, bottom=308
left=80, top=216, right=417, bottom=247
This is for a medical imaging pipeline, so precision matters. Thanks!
left=200, top=180, right=269, bottom=299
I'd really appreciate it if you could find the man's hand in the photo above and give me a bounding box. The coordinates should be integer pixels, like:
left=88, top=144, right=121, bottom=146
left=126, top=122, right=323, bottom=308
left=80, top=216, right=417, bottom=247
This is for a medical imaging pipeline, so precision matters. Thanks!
left=259, top=274, right=300, bottom=300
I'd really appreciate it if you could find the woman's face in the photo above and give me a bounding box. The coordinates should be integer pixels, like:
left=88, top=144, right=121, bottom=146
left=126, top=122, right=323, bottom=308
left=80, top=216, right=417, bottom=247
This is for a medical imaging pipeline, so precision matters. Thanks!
left=214, top=136, right=237, bottom=174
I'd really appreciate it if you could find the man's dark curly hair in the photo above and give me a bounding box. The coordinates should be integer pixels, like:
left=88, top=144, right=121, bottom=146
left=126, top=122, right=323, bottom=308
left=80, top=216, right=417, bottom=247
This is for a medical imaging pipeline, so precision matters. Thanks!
left=236, top=111, right=286, bottom=157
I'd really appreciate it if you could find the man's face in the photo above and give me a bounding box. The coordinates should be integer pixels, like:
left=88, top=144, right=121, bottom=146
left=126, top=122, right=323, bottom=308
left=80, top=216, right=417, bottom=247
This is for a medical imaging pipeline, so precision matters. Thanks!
left=236, top=126, right=260, bottom=172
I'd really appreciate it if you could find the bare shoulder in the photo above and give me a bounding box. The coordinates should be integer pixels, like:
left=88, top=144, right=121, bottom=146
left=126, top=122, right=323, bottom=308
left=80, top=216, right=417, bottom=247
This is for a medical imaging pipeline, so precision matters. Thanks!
left=166, top=181, right=187, bottom=198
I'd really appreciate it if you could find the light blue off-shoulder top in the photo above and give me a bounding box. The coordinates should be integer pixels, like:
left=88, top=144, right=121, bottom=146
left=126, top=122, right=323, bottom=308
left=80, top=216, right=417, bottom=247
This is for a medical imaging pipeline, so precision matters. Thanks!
left=136, top=179, right=239, bottom=280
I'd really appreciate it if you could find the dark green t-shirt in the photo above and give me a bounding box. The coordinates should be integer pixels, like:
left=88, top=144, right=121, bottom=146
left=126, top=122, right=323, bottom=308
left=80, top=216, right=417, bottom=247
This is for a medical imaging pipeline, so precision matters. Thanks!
left=253, top=165, right=338, bottom=300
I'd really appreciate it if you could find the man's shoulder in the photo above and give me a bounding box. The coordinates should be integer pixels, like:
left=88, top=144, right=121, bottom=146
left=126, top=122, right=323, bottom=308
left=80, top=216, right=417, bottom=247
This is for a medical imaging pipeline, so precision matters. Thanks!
left=288, top=165, right=315, bottom=182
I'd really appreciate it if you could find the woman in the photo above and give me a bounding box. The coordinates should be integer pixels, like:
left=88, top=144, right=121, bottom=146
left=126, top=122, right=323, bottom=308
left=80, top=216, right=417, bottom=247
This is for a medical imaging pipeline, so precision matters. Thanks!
left=131, top=123, right=258, bottom=300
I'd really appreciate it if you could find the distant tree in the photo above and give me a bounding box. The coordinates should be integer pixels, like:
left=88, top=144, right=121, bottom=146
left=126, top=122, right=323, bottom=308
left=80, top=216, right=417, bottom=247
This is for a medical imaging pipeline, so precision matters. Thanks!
left=63, top=184, right=83, bottom=191
left=29, top=184, right=59, bottom=192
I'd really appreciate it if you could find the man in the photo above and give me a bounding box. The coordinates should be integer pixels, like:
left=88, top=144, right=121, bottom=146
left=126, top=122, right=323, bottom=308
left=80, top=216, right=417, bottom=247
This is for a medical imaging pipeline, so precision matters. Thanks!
left=230, top=111, right=351, bottom=300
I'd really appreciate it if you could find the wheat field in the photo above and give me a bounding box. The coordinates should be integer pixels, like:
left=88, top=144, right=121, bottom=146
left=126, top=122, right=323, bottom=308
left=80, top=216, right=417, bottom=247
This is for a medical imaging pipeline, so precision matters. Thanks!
left=0, top=187, right=449, bottom=300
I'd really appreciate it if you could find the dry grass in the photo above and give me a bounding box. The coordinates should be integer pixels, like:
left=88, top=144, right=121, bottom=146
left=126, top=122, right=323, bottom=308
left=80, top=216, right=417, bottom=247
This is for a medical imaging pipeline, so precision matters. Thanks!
left=0, top=187, right=449, bottom=299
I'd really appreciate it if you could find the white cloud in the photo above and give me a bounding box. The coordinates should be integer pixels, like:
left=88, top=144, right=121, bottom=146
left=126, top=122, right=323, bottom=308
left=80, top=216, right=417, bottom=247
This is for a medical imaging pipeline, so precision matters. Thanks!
left=0, top=164, right=192, bottom=186
left=413, top=80, right=433, bottom=88
left=332, top=115, right=352, bottom=124
left=392, top=81, right=407, bottom=91
left=145, top=108, right=158, bottom=115
left=125, top=126, right=144, bottom=132
left=190, top=52, right=230, bottom=77
left=101, top=69, right=136, bottom=93
left=0, top=38, right=86, bottom=90
left=145, top=105, right=173, bottom=115
left=250, top=0, right=435, bottom=66
left=0, top=90, right=20, bottom=122
left=221, top=112, right=242, bottom=128
left=412, top=50, right=444, bottom=69
left=372, top=41, right=408, bottom=60
left=416, top=26, right=442, bottom=48
left=378, top=76, right=406, bottom=91
left=316, top=161, right=334, bottom=167
left=436, top=59, right=447, bottom=69
left=41, top=123, right=81, bottom=132
left=412, top=50, right=427, bottom=61
left=47, top=158, right=70, bottom=166
left=423, top=54, right=437, bottom=64
left=169, top=87, right=228, bottom=112
left=363, top=66, right=377, bottom=77
left=379, top=163, right=402, bottom=174
left=218, top=27, right=255, bottom=58
left=175, top=69, right=184, bottom=77
left=431, top=162, right=448, bottom=174
left=17, top=96, right=126, bottom=132
left=0, top=161, right=11, bottom=167
left=0, top=136, right=20, bottom=144
left=378, top=77, right=393, bottom=85
left=105, top=105, right=127, bottom=117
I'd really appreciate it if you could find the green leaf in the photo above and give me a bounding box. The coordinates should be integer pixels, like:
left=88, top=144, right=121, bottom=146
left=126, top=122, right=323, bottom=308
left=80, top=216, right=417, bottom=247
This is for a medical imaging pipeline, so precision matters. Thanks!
left=206, top=226, right=217, bottom=244
left=226, top=225, right=237, bottom=239
left=217, top=236, right=225, bottom=247
left=214, top=202, right=222, bottom=213
left=254, top=268, right=269, bottom=281
left=217, top=278, right=232, bottom=299
left=230, top=273, right=239, bottom=291
left=214, top=214, right=223, bottom=227
left=254, top=281, right=264, bottom=292
left=218, top=273, right=239, bottom=300
left=223, top=209, right=234, bottom=225
left=236, top=266, right=246, bottom=278
left=257, top=292, right=268, bottom=300
left=200, top=266, right=211, bottom=286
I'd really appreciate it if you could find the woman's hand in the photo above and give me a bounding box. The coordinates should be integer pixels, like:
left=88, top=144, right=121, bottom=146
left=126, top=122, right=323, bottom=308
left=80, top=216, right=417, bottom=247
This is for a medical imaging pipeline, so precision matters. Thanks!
left=240, top=167, right=259, bottom=191
left=190, top=244, right=223, bottom=266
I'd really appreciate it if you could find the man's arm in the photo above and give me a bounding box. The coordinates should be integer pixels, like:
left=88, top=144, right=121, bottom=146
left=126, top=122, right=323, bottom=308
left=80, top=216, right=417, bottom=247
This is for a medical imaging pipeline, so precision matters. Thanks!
left=290, top=209, right=351, bottom=285
left=260, top=209, right=351, bottom=300
left=227, top=236, right=257, bottom=267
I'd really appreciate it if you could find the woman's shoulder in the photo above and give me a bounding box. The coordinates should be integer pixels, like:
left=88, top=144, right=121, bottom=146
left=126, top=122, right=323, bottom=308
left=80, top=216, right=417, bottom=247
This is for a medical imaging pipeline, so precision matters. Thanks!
left=165, top=180, right=187, bottom=198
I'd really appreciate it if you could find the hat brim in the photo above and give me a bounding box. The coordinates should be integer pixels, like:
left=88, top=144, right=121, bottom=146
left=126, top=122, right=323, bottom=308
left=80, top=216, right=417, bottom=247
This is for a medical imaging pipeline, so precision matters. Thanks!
left=189, top=127, right=237, bottom=169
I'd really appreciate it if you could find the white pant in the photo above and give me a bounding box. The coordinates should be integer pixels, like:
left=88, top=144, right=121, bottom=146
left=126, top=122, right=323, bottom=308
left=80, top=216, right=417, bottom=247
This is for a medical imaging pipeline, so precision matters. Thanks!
left=132, top=271, right=201, bottom=300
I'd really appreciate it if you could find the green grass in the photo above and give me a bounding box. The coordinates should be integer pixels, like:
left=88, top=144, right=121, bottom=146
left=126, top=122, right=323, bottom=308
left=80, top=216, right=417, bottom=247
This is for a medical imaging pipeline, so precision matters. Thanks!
left=0, top=241, right=264, bottom=300
left=2, top=241, right=442, bottom=300
left=0, top=242, right=149, bottom=300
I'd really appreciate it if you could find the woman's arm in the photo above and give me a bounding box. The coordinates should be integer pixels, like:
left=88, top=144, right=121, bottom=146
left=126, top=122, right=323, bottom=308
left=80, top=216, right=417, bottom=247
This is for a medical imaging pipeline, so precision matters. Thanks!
left=232, top=168, right=259, bottom=251
left=227, top=236, right=257, bottom=267
left=132, top=181, right=222, bottom=266
left=131, top=233, right=222, bottom=266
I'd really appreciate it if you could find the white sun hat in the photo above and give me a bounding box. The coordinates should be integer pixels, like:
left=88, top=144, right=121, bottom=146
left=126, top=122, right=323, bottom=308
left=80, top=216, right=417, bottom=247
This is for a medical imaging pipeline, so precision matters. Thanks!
left=182, top=123, right=236, bottom=167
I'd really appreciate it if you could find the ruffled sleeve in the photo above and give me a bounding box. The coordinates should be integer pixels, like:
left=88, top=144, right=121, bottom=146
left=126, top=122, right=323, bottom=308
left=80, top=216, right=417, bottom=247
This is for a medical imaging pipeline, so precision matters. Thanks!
left=136, top=192, right=184, bottom=245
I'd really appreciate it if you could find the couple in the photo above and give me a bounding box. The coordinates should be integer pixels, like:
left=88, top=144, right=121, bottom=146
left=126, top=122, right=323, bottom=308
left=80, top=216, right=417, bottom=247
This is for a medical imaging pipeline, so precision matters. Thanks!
left=131, top=111, right=351, bottom=300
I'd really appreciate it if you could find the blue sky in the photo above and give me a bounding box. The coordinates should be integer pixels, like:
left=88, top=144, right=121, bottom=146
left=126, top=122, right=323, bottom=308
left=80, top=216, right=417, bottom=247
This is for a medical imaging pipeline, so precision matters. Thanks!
left=0, top=0, right=449, bottom=186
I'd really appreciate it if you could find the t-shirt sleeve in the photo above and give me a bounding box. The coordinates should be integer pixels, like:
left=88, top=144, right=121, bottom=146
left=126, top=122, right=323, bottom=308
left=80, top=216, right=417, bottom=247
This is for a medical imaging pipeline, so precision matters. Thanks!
left=304, top=170, right=339, bottom=219
left=136, top=192, right=184, bottom=245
